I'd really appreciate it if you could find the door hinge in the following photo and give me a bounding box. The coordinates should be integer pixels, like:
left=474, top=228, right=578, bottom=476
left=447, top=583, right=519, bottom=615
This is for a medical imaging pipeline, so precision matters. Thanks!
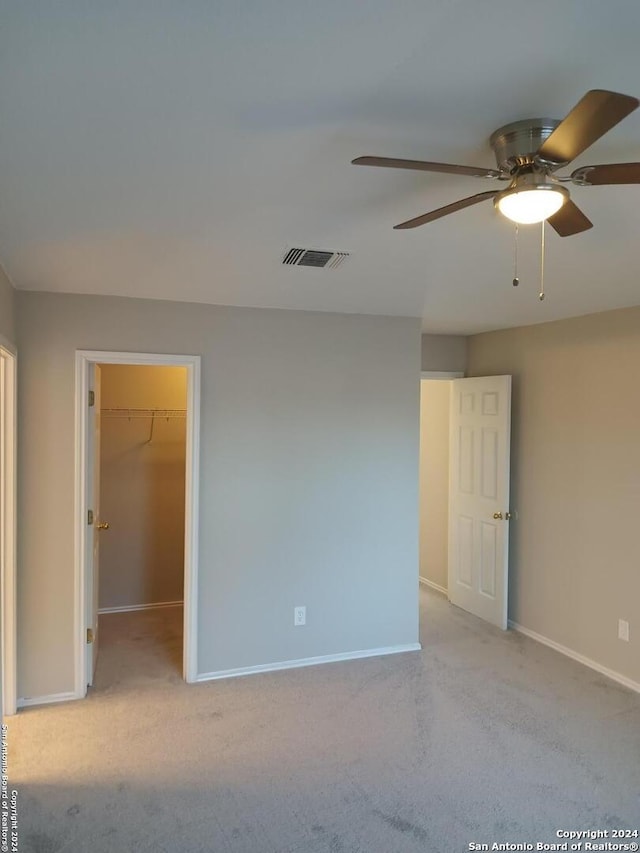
left=88, top=390, right=95, bottom=407
left=88, top=509, right=94, bottom=525
left=86, top=628, right=94, bottom=644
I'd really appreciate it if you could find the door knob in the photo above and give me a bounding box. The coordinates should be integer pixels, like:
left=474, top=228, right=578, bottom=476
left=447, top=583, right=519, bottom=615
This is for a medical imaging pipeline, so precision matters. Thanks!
left=96, top=521, right=110, bottom=530
left=493, top=512, right=503, bottom=520
left=493, top=512, right=512, bottom=521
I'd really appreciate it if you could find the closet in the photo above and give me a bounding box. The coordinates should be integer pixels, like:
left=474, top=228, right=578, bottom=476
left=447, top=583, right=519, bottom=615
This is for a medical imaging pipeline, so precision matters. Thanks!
left=95, top=364, right=188, bottom=681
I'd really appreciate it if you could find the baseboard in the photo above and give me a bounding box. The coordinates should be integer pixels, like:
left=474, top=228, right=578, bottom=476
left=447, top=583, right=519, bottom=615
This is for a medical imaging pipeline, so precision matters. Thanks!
left=509, top=620, right=640, bottom=695
left=419, top=576, right=448, bottom=596
left=18, top=691, right=80, bottom=709
left=98, top=600, right=183, bottom=615
left=196, top=643, right=422, bottom=684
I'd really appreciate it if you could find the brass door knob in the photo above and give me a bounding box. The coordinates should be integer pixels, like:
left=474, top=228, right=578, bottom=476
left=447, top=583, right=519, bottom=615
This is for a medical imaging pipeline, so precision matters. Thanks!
left=493, top=512, right=503, bottom=520
left=96, top=521, right=110, bottom=530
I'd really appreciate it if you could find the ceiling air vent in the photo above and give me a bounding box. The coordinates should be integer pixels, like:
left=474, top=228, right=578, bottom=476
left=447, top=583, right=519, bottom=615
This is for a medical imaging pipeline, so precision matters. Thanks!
left=282, top=248, right=350, bottom=269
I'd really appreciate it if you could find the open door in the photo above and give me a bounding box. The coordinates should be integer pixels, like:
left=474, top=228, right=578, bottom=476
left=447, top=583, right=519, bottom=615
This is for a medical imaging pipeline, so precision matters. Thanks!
left=85, top=363, right=104, bottom=687
left=448, top=376, right=511, bottom=629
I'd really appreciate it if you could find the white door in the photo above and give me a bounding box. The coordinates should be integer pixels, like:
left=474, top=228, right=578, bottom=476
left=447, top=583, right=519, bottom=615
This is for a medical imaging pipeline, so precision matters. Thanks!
left=448, top=376, right=512, bottom=629
left=85, top=363, right=103, bottom=686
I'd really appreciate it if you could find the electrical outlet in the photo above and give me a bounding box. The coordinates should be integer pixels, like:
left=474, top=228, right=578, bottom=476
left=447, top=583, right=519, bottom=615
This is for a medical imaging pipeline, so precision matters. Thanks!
left=618, top=619, right=629, bottom=642
left=294, top=606, right=306, bottom=627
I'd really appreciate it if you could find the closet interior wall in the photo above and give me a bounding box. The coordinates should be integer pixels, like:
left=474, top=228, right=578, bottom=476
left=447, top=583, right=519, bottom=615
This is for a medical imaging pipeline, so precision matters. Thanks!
left=98, top=365, right=188, bottom=612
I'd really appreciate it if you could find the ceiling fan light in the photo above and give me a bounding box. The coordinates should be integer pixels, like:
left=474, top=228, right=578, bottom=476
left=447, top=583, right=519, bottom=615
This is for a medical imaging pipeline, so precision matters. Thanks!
left=496, top=185, right=568, bottom=224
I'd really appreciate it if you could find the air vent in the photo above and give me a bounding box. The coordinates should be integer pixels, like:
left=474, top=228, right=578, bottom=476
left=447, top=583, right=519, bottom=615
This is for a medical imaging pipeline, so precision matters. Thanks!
left=282, top=248, right=350, bottom=269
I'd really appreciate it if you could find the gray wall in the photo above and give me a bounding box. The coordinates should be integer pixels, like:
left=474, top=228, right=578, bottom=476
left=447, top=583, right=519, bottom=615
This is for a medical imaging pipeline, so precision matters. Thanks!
left=421, top=334, right=467, bottom=373
left=99, top=365, right=187, bottom=611
left=468, top=306, right=640, bottom=685
left=0, top=267, right=15, bottom=343
left=17, top=292, right=421, bottom=698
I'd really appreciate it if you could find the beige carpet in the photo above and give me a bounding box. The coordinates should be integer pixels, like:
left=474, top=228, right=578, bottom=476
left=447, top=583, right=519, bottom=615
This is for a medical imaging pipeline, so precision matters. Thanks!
left=94, top=604, right=184, bottom=692
left=9, top=589, right=640, bottom=852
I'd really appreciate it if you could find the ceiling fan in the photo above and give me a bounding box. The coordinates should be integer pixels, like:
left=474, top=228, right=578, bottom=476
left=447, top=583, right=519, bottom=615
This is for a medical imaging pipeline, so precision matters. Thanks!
left=352, top=89, right=640, bottom=236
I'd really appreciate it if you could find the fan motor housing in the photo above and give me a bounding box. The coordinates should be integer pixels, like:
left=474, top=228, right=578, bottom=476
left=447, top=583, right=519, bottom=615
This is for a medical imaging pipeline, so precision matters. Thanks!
left=490, top=118, right=562, bottom=173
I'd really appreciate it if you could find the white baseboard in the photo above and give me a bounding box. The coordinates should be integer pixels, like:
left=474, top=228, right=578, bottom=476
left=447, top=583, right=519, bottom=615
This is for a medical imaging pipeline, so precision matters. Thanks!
left=98, top=600, right=183, bottom=615
left=419, top=576, right=448, bottom=596
left=196, top=643, right=422, bottom=684
left=18, top=691, right=80, bottom=709
left=509, top=620, right=640, bottom=695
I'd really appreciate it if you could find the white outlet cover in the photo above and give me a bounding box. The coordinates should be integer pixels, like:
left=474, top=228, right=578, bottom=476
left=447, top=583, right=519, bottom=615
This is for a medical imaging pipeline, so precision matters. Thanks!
left=618, top=619, right=630, bottom=642
left=294, top=606, right=306, bottom=626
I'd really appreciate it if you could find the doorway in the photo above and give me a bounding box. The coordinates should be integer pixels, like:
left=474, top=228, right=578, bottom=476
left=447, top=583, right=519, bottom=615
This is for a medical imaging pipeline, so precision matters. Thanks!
left=97, top=364, right=188, bottom=688
left=74, top=351, right=201, bottom=699
left=419, top=375, right=457, bottom=597
left=0, top=338, right=17, bottom=716
left=419, top=372, right=512, bottom=630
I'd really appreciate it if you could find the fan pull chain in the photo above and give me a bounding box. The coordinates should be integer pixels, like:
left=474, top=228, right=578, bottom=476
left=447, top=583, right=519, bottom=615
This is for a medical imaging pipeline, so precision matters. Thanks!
left=512, top=224, right=519, bottom=287
left=539, top=220, right=545, bottom=301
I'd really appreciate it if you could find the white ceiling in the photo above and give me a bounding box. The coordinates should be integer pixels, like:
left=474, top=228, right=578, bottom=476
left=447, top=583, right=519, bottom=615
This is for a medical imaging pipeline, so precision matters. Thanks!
left=2, top=1, right=640, bottom=334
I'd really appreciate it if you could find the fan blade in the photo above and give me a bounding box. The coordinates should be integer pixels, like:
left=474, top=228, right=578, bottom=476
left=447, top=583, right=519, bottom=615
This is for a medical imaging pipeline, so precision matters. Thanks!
left=352, top=156, right=503, bottom=179
left=571, top=162, right=640, bottom=185
left=546, top=200, right=593, bottom=237
left=393, top=191, right=499, bottom=229
left=537, top=90, right=639, bottom=165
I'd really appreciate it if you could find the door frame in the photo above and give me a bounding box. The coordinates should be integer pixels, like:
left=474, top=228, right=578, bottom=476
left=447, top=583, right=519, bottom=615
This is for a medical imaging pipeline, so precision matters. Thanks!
left=420, top=371, right=464, bottom=381
left=74, top=350, right=201, bottom=698
left=0, top=337, right=17, bottom=716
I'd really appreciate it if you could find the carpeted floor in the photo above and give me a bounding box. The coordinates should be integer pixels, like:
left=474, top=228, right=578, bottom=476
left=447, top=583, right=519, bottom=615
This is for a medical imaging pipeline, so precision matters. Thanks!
left=9, top=588, right=640, bottom=853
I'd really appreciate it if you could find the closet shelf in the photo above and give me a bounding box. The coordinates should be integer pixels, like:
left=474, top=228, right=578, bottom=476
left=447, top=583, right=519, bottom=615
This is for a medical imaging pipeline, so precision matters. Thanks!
left=101, top=407, right=186, bottom=443
left=101, top=408, right=186, bottom=419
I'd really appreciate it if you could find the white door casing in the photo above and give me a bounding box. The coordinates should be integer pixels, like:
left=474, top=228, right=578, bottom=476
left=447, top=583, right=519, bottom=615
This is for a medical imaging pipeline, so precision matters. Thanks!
left=75, top=350, right=201, bottom=701
left=448, top=376, right=512, bottom=629
left=0, top=339, right=17, bottom=715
